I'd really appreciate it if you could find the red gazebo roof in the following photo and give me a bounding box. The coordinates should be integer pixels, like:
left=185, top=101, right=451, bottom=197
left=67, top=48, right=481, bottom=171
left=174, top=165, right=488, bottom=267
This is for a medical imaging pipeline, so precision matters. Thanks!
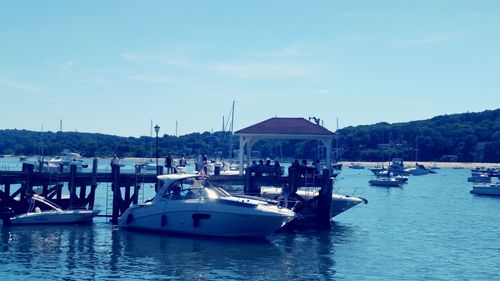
left=235, top=117, right=335, bottom=136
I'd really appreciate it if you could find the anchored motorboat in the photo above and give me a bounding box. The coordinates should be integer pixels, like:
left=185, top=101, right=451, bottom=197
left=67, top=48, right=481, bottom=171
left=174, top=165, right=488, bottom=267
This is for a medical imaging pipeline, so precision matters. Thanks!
left=260, top=186, right=367, bottom=219
left=467, top=172, right=492, bottom=183
left=405, top=163, right=430, bottom=176
left=40, top=149, right=88, bottom=172
left=348, top=163, right=365, bottom=169
left=119, top=174, right=295, bottom=238
left=369, top=176, right=403, bottom=187
left=3, top=194, right=100, bottom=225
left=470, top=182, right=500, bottom=196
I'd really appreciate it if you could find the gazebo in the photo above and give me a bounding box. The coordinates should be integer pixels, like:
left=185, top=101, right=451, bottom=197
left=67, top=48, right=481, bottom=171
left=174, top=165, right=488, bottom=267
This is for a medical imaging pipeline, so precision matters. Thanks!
left=234, top=117, right=336, bottom=174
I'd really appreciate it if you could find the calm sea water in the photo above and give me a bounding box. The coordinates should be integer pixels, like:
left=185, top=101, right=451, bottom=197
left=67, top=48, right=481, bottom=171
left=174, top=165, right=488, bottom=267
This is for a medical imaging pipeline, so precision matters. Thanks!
left=1, top=158, right=499, bottom=280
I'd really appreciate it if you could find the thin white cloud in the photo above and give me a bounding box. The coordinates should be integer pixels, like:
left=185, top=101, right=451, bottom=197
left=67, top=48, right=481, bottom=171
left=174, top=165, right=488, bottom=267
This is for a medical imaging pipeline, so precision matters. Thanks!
left=210, top=62, right=309, bottom=78
left=59, top=59, right=75, bottom=71
left=58, top=59, right=76, bottom=84
left=243, top=47, right=301, bottom=58
left=121, top=52, right=201, bottom=72
left=121, top=52, right=159, bottom=62
left=129, top=73, right=173, bottom=83
left=276, top=47, right=300, bottom=56
left=396, top=33, right=460, bottom=46
left=315, top=88, right=335, bottom=95
left=0, top=78, right=44, bottom=95
left=120, top=49, right=312, bottom=79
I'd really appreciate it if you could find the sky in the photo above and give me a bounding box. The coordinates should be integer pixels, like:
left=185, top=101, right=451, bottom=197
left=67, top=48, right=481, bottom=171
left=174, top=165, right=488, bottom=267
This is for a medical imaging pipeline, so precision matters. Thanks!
left=1, top=0, right=499, bottom=137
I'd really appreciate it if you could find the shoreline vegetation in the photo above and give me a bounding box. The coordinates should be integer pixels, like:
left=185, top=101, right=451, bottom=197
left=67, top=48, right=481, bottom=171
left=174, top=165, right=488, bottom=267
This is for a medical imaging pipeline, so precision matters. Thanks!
left=1, top=109, right=499, bottom=163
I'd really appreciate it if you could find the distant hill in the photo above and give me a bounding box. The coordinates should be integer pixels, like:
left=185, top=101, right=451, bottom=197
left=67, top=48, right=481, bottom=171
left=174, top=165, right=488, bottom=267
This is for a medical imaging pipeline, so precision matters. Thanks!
left=0, top=129, right=236, bottom=160
left=337, top=109, right=500, bottom=163
left=1, top=109, right=499, bottom=162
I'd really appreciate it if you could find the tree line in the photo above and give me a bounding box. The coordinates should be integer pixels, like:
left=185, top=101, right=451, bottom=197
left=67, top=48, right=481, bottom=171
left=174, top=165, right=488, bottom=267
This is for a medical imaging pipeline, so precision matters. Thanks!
left=1, top=109, right=499, bottom=162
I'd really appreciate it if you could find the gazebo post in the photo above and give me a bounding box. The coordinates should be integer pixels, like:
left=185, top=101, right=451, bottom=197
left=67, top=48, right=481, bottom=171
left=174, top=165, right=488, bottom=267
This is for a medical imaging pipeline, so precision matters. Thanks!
left=239, top=136, right=245, bottom=175
left=324, top=139, right=333, bottom=173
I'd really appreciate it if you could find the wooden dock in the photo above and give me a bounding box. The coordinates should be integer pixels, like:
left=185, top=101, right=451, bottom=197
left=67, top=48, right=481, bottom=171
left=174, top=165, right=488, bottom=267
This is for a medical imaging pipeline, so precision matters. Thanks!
left=0, top=161, right=161, bottom=224
left=1, top=162, right=335, bottom=228
left=210, top=167, right=334, bottom=228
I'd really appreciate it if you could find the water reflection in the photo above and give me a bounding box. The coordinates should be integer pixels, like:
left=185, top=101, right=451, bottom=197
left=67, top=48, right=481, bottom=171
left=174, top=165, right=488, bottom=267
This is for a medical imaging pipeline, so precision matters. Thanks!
left=0, top=224, right=99, bottom=280
left=0, top=221, right=355, bottom=281
left=114, top=230, right=283, bottom=280
left=270, top=222, right=353, bottom=280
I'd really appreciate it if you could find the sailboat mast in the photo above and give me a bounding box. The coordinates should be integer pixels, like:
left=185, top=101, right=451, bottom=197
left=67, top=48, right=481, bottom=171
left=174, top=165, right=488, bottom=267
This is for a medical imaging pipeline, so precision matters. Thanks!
left=229, top=101, right=235, bottom=158
left=149, top=119, right=153, bottom=161
left=335, top=118, right=340, bottom=162
left=415, top=136, right=419, bottom=164
left=41, top=124, right=44, bottom=158
left=230, top=101, right=235, bottom=134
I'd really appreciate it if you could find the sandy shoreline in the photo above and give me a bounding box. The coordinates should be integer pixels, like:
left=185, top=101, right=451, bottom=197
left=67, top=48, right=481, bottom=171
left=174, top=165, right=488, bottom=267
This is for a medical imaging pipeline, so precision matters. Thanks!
left=3, top=155, right=498, bottom=168
left=339, top=161, right=500, bottom=169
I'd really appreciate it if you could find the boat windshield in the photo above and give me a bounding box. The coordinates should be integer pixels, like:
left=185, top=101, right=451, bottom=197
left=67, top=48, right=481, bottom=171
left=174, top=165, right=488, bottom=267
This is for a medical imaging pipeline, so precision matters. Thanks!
left=33, top=194, right=63, bottom=211
left=161, top=177, right=232, bottom=200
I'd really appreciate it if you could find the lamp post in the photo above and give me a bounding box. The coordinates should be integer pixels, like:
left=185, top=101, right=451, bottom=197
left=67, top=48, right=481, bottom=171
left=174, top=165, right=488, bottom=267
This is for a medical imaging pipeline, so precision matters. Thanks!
left=154, top=124, right=160, bottom=178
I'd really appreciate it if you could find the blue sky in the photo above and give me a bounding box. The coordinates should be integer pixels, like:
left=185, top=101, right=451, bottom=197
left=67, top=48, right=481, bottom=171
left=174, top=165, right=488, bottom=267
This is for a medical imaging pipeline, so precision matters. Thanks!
left=1, top=1, right=499, bottom=137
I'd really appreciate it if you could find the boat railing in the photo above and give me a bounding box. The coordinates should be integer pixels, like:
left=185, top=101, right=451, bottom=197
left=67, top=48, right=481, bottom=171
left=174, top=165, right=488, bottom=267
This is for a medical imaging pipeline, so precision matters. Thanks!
left=334, top=186, right=366, bottom=197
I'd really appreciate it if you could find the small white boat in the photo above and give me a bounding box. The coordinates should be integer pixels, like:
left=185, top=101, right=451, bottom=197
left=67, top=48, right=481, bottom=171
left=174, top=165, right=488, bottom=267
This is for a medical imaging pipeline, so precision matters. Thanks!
left=7, top=194, right=100, bottom=225
left=470, top=183, right=500, bottom=196
left=348, top=163, right=365, bottom=169
left=405, top=164, right=430, bottom=176
left=44, top=149, right=88, bottom=172
left=430, top=164, right=440, bottom=170
left=467, top=173, right=492, bottom=183
left=119, top=174, right=295, bottom=238
left=369, top=177, right=402, bottom=187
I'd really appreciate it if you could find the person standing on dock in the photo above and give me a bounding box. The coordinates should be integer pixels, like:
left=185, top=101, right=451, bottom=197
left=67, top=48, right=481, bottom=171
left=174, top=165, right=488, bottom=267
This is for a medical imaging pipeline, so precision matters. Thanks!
left=110, top=155, right=120, bottom=167
left=202, top=154, right=208, bottom=175
left=314, top=159, right=321, bottom=175
left=279, top=181, right=290, bottom=208
left=196, top=153, right=203, bottom=172
left=179, top=153, right=187, bottom=167
left=274, top=160, right=282, bottom=176
left=165, top=154, right=173, bottom=174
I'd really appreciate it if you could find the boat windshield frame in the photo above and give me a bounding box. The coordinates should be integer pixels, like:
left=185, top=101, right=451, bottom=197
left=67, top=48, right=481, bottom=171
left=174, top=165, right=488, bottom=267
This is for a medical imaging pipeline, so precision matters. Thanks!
left=159, top=176, right=232, bottom=200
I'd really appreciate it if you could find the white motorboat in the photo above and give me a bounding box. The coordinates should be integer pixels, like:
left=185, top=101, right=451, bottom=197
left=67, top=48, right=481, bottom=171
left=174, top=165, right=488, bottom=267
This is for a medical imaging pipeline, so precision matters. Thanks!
left=135, top=159, right=156, bottom=170
left=45, top=149, right=88, bottom=172
left=369, top=177, right=402, bottom=187
left=119, top=174, right=295, bottom=238
left=467, top=173, right=492, bottom=183
left=405, top=164, right=430, bottom=176
left=6, top=194, right=100, bottom=225
left=348, top=163, right=365, bottom=169
left=259, top=186, right=367, bottom=219
left=470, top=183, right=500, bottom=196
left=430, top=164, right=440, bottom=170
left=370, top=159, right=407, bottom=176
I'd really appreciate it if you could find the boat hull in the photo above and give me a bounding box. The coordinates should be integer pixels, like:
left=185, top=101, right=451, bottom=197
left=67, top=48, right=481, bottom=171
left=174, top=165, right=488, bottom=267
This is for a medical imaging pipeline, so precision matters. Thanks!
left=260, top=187, right=367, bottom=219
left=10, top=210, right=100, bottom=225
left=119, top=201, right=293, bottom=238
left=369, top=179, right=402, bottom=187
left=470, top=186, right=500, bottom=196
